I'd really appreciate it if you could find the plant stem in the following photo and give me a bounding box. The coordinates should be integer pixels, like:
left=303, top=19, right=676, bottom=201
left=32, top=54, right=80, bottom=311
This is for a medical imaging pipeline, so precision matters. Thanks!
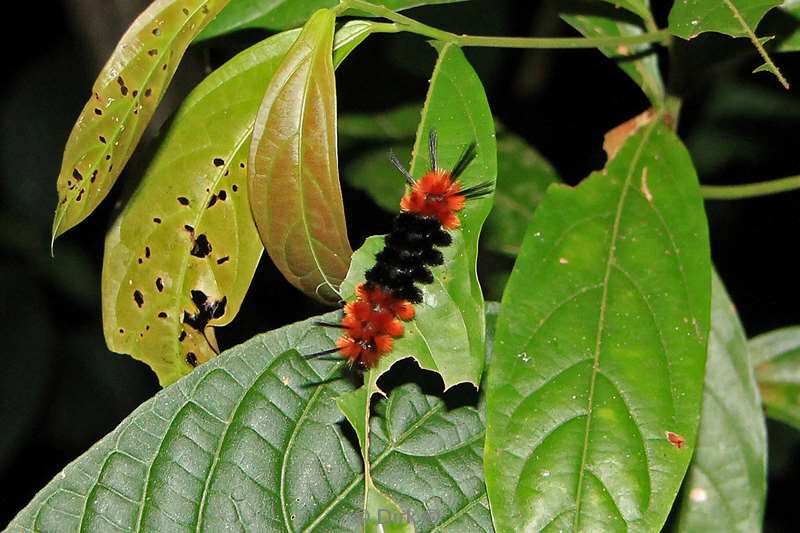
left=342, top=0, right=671, bottom=49
left=701, top=175, right=800, bottom=200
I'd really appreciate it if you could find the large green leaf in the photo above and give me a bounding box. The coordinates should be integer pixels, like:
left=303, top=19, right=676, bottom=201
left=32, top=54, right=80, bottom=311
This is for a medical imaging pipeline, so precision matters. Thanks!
left=103, top=22, right=376, bottom=386
left=198, top=0, right=468, bottom=41
left=484, top=114, right=711, bottom=532
left=562, top=1, right=665, bottom=105
left=249, top=9, right=352, bottom=304
left=340, top=42, right=497, bottom=389
left=52, top=0, right=231, bottom=243
left=676, top=273, right=767, bottom=532
left=6, top=313, right=490, bottom=532
left=750, top=325, right=800, bottom=430
left=668, top=0, right=788, bottom=87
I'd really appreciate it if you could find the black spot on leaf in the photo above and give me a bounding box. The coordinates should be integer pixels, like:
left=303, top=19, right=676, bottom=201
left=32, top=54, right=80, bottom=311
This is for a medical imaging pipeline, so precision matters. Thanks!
left=186, top=352, right=198, bottom=367
left=153, top=217, right=162, bottom=224
left=216, top=256, right=230, bottom=265
left=191, top=234, right=212, bottom=258
left=213, top=158, right=225, bottom=167
left=158, top=312, right=167, bottom=318
left=207, top=194, right=217, bottom=208
left=155, top=278, right=164, bottom=292
left=134, top=290, right=144, bottom=308
left=177, top=196, right=190, bottom=206
left=218, top=190, right=227, bottom=201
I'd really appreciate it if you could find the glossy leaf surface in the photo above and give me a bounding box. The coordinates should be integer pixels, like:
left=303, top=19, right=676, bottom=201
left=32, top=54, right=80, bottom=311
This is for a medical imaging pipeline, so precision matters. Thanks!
left=7, top=315, right=490, bottom=532
left=103, top=22, right=374, bottom=385
left=676, top=273, right=767, bottom=532
left=484, top=115, right=711, bottom=532
left=340, top=42, right=497, bottom=390
left=53, top=0, right=231, bottom=242
left=669, top=0, right=782, bottom=38
left=199, top=0, right=467, bottom=40
left=563, top=3, right=665, bottom=105
left=750, top=326, right=800, bottom=430
left=249, top=9, right=351, bottom=304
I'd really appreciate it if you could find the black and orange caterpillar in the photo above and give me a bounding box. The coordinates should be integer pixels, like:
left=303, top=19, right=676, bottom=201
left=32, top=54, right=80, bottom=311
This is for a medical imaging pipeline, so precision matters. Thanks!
left=313, top=131, right=492, bottom=369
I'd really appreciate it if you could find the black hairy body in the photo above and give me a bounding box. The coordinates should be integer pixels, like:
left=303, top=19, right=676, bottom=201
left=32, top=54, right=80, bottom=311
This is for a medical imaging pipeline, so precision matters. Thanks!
left=364, top=212, right=452, bottom=304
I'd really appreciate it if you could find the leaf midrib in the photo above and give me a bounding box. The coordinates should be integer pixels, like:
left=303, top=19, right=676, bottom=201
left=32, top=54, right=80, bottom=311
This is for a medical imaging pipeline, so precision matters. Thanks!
left=571, top=120, right=657, bottom=532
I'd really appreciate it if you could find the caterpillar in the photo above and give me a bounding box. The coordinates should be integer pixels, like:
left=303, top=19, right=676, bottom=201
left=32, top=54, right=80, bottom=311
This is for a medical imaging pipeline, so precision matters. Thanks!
left=311, top=130, right=493, bottom=369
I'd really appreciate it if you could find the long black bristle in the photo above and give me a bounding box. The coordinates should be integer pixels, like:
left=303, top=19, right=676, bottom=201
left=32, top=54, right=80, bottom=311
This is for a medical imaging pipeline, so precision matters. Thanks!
left=389, top=151, right=416, bottom=186
left=450, top=142, right=477, bottom=180
left=428, top=129, right=438, bottom=171
left=315, top=321, right=347, bottom=329
left=304, top=347, right=341, bottom=359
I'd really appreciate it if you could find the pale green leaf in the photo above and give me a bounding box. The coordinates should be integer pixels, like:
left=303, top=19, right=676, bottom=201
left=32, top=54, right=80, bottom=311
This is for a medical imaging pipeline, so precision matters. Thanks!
left=676, top=272, right=767, bottom=532
left=750, top=325, right=800, bottom=430
left=484, top=114, right=711, bottom=532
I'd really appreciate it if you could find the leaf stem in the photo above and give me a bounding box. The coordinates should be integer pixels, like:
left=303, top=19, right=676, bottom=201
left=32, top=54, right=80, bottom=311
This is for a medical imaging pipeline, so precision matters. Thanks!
left=342, top=0, right=671, bottom=49
left=701, top=175, right=800, bottom=200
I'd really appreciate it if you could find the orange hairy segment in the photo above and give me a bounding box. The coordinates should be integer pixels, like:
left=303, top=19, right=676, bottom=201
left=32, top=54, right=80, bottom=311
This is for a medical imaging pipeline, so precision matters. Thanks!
left=400, top=170, right=466, bottom=229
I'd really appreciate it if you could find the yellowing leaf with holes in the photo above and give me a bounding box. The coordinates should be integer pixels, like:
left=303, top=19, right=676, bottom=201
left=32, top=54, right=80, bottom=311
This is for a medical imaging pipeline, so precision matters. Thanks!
left=52, top=0, right=231, bottom=243
left=103, top=23, right=377, bottom=386
left=484, top=114, right=711, bottom=532
left=249, top=9, right=352, bottom=304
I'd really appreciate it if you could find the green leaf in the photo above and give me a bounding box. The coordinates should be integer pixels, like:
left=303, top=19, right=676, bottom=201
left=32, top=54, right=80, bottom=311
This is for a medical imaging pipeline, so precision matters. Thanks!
left=102, top=22, right=374, bottom=386
left=340, top=42, right=497, bottom=389
left=249, top=9, right=352, bottom=304
left=483, top=133, right=560, bottom=256
left=344, top=142, right=413, bottom=212
left=676, top=272, right=767, bottom=532
left=52, top=0, right=232, bottom=243
left=669, top=0, right=782, bottom=38
left=562, top=2, right=665, bottom=105
left=198, top=0, right=468, bottom=41
left=750, top=325, right=800, bottom=430
left=7, top=313, right=490, bottom=532
left=774, top=1, right=800, bottom=52
left=597, top=0, right=655, bottom=23
left=668, top=0, right=788, bottom=88
left=484, top=114, right=711, bottom=532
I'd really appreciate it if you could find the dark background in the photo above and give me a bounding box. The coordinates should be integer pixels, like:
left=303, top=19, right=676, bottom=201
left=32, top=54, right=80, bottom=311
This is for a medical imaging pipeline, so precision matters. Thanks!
left=2, top=0, right=798, bottom=530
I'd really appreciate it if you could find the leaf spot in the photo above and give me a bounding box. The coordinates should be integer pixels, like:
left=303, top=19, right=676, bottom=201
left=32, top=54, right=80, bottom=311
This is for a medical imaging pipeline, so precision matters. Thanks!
left=155, top=277, right=164, bottom=292
left=666, top=431, right=685, bottom=448
left=213, top=158, right=225, bottom=167
left=186, top=352, right=198, bottom=367
left=190, top=234, right=212, bottom=258
left=133, top=290, right=144, bottom=308
left=177, top=196, right=190, bottom=206
left=217, top=256, right=230, bottom=265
